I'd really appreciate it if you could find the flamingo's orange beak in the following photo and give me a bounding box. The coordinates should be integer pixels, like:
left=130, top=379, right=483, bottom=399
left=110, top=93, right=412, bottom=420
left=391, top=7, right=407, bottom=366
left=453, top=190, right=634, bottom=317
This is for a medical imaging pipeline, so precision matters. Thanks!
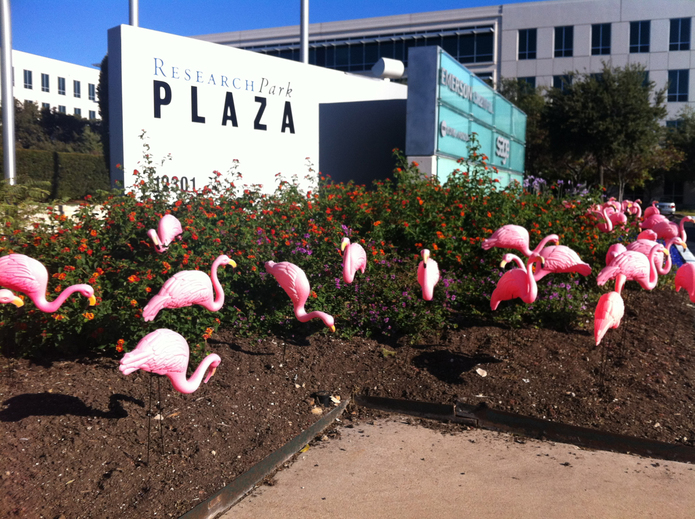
left=11, top=297, right=24, bottom=307
left=330, top=325, right=336, bottom=332
left=229, top=259, right=238, bottom=268
left=500, top=259, right=508, bottom=268
left=88, top=296, right=97, bottom=306
left=341, top=241, right=348, bottom=252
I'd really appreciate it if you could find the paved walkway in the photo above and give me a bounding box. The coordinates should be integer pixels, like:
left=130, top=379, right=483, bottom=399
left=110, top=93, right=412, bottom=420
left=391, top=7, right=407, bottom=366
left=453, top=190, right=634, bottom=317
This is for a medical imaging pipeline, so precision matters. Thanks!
left=223, top=418, right=695, bottom=519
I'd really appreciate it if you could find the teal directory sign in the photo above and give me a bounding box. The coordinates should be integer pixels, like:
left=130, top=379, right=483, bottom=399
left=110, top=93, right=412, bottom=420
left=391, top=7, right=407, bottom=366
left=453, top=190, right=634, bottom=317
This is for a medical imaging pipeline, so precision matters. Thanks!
left=406, top=46, right=526, bottom=186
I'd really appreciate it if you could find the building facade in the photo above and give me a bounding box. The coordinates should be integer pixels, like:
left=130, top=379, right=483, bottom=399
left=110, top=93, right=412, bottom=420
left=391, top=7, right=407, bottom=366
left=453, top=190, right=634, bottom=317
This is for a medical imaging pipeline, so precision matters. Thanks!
left=195, top=0, right=694, bottom=122
left=4, top=50, right=101, bottom=119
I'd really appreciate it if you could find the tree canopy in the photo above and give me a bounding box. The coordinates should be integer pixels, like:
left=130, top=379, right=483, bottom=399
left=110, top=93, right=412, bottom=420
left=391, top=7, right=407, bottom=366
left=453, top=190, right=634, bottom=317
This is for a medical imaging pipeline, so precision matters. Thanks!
left=540, top=63, right=672, bottom=199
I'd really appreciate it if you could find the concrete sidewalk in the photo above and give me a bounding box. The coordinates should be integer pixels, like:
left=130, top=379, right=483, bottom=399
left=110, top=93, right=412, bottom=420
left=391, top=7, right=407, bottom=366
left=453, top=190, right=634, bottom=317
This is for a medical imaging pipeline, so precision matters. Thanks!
left=224, top=418, right=695, bottom=519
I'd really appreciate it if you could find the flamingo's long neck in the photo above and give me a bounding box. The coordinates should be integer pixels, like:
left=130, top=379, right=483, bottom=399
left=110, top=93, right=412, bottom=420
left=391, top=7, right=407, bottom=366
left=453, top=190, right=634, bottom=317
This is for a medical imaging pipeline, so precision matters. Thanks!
left=531, top=234, right=559, bottom=256
left=32, top=284, right=91, bottom=313
left=678, top=217, right=693, bottom=242
left=647, top=245, right=662, bottom=289
left=601, top=207, right=613, bottom=231
left=166, top=354, right=219, bottom=394
left=206, top=257, right=227, bottom=311
left=523, top=257, right=540, bottom=303
left=295, top=306, right=332, bottom=326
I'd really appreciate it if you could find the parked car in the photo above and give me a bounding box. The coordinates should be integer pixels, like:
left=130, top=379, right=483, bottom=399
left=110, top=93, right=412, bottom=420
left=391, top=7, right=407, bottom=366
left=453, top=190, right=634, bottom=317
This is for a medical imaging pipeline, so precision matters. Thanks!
left=657, top=200, right=676, bottom=215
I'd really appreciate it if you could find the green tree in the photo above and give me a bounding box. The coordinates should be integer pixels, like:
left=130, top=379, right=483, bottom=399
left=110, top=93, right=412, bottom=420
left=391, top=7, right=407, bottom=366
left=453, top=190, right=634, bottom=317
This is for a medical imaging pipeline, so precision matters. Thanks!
left=665, top=107, right=695, bottom=184
left=542, top=63, right=670, bottom=199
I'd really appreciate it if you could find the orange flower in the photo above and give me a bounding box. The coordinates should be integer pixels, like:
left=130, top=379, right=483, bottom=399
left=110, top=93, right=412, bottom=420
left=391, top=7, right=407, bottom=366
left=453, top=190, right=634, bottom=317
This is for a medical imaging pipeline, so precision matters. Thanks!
left=116, top=339, right=125, bottom=352
left=130, top=299, right=138, bottom=307
left=127, top=275, right=139, bottom=283
left=82, top=312, right=94, bottom=320
left=90, top=229, right=97, bottom=237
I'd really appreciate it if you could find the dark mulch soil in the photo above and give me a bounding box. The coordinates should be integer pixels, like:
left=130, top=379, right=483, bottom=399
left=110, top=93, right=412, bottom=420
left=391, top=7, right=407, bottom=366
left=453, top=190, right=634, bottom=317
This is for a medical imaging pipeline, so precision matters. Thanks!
left=1, top=287, right=694, bottom=518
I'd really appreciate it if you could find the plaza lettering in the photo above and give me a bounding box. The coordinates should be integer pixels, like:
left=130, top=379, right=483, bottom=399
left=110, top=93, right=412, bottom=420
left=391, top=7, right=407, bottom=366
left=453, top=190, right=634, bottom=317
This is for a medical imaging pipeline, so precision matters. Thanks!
left=495, top=136, right=510, bottom=165
left=440, top=68, right=494, bottom=114
left=153, top=80, right=296, bottom=134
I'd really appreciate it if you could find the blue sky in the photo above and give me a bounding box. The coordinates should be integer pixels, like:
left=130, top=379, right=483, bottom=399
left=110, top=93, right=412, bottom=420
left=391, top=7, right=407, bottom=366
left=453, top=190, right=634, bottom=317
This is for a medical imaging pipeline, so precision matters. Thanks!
left=11, top=0, right=545, bottom=69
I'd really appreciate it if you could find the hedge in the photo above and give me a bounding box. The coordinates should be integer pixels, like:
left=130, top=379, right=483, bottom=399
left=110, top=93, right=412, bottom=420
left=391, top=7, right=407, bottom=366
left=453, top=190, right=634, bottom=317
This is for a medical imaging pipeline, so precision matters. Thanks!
left=0, top=148, right=110, bottom=199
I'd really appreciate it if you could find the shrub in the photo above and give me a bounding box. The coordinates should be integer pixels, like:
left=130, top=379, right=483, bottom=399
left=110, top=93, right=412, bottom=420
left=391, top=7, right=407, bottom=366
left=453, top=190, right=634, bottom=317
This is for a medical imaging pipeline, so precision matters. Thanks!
left=0, top=135, right=650, bottom=360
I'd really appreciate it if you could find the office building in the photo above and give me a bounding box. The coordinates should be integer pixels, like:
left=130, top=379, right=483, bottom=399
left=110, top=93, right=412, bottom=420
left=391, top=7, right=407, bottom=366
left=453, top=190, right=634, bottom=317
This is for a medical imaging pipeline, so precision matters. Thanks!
left=4, top=49, right=101, bottom=119
left=196, top=0, right=694, bottom=122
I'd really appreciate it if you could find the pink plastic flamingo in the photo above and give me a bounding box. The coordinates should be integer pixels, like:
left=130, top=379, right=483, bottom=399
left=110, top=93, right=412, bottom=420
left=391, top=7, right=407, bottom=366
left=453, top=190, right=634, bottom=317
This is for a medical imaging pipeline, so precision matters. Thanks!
left=597, top=244, right=667, bottom=294
left=627, top=200, right=642, bottom=218
left=594, top=291, right=625, bottom=346
left=675, top=263, right=695, bottom=303
left=490, top=253, right=543, bottom=310
left=148, top=214, right=183, bottom=253
left=639, top=212, right=668, bottom=230
left=265, top=261, right=335, bottom=331
left=143, top=255, right=236, bottom=322
left=341, top=237, right=367, bottom=284
left=417, top=249, right=440, bottom=301
left=0, top=254, right=96, bottom=312
left=651, top=216, right=694, bottom=241
left=626, top=236, right=684, bottom=275
left=481, top=225, right=558, bottom=256
left=0, top=289, right=24, bottom=307
left=119, top=329, right=221, bottom=394
left=643, top=201, right=660, bottom=219
left=533, top=244, right=591, bottom=281
left=591, top=205, right=614, bottom=233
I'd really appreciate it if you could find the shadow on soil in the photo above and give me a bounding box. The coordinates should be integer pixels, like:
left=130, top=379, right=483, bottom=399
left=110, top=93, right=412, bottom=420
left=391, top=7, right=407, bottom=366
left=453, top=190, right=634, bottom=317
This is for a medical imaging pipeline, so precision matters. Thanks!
left=0, top=392, right=144, bottom=421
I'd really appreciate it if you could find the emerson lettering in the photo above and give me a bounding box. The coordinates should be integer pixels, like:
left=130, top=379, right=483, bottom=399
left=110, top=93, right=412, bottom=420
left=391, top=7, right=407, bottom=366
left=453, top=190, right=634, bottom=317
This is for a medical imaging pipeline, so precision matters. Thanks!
left=440, top=68, right=494, bottom=114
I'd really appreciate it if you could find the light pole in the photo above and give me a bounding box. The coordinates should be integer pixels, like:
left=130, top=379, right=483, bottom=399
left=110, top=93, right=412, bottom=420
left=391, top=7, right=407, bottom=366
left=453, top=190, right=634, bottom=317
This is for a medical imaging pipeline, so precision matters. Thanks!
left=129, top=0, right=139, bottom=27
left=1, top=0, right=15, bottom=186
left=300, top=0, right=308, bottom=64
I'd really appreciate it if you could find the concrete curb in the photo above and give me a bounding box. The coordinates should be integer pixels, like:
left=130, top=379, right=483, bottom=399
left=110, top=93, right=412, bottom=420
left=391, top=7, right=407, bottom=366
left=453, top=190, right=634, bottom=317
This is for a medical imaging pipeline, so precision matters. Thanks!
left=179, top=398, right=349, bottom=519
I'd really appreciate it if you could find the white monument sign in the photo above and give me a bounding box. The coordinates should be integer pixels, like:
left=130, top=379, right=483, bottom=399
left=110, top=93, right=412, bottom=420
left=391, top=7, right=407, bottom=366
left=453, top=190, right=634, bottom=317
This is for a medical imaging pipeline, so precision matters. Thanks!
left=108, top=25, right=406, bottom=193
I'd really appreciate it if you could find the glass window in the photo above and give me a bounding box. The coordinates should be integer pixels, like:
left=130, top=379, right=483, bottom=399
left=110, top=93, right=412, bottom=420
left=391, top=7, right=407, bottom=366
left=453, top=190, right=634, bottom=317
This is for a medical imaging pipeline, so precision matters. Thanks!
left=74, top=108, right=81, bottom=116
left=41, top=73, right=49, bottom=92
left=553, top=74, right=572, bottom=92
left=519, top=76, right=536, bottom=88
left=630, top=21, right=650, bottom=53
left=73, top=80, right=81, bottom=98
left=668, top=69, right=689, bottom=102
left=88, top=83, right=96, bottom=101
left=58, top=77, right=66, bottom=95
left=591, top=23, right=611, bottom=55
left=89, top=110, right=96, bottom=120
left=518, top=29, right=537, bottom=60
left=58, top=105, right=66, bottom=113
left=349, top=44, right=363, bottom=71
left=364, top=42, right=379, bottom=68
left=41, top=102, right=50, bottom=110
left=670, top=18, right=691, bottom=51
left=23, top=69, right=32, bottom=89
left=554, top=26, right=574, bottom=57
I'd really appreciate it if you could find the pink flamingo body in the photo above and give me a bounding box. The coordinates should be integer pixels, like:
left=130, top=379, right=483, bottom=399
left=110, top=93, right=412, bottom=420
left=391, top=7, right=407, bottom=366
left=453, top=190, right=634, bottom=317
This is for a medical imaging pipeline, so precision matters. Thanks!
left=675, top=263, right=695, bottom=303
left=481, top=225, right=558, bottom=256
left=119, top=329, right=221, bottom=394
left=490, top=254, right=542, bottom=310
left=608, top=210, right=628, bottom=228
left=594, top=291, right=625, bottom=346
left=606, top=243, right=627, bottom=266
left=597, top=244, right=667, bottom=294
left=148, top=214, right=183, bottom=253
left=341, top=238, right=367, bottom=284
left=534, top=245, right=591, bottom=281
left=627, top=200, right=642, bottom=218
left=265, top=261, right=335, bottom=331
left=417, top=249, right=440, bottom=301
left=639, top=213, right=668, bottom=230
left=0, top=254, right=95, bottom=312
left=625, top=236, right=684, bottom=275
left=643, top=201, right=659, bottom=219
left=143, top=255, right=236, bottom=322
left=636, top=229, right=657, bottom=241
left=0, top=289, right=24, bottom=307
left=650, top=216, right=694, bottom=241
